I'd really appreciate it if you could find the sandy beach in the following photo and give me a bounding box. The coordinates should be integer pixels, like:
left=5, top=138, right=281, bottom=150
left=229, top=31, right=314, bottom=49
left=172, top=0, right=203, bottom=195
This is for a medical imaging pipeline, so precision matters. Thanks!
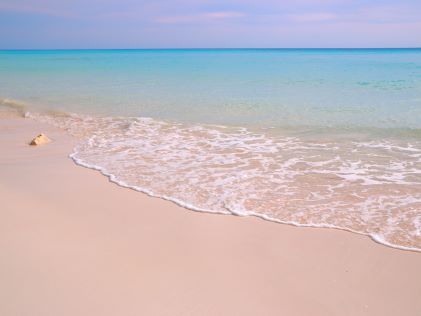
left=1, top=116, right=421, bottom=316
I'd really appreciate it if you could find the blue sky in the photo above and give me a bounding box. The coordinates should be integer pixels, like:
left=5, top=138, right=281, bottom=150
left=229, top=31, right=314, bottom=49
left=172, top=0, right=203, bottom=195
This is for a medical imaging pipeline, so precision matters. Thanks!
left=0, top=0, right=420, bottom=48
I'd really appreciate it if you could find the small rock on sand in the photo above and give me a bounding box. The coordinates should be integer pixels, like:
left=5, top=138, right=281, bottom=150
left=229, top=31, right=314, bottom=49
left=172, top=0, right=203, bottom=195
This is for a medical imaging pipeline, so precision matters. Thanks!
left=30, top=134, right=51, bottom=146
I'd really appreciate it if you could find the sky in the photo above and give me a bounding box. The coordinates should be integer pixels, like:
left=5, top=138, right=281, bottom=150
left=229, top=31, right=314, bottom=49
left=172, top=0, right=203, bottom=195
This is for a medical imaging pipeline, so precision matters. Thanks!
left=0, top=0, right=420, bottom=49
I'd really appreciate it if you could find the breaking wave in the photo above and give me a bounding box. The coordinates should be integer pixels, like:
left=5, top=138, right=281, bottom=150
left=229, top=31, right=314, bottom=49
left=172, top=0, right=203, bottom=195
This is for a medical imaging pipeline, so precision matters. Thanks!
left=0, top=98, right=28, bottom=117
left=25, top=110, right=421, bottom=252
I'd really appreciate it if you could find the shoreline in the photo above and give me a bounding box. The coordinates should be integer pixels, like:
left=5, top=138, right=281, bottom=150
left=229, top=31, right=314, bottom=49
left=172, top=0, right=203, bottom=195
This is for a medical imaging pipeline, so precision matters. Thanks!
left=15, top=102, right=420, bottom=253
left=1, top=116, right=421, bottom=315
left=70, top=156, right=421, bottom=254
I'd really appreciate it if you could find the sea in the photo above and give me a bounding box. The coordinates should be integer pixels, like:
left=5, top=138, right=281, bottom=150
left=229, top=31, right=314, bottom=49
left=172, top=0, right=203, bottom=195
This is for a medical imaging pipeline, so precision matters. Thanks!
left=1, top=48, right=420, bottom=251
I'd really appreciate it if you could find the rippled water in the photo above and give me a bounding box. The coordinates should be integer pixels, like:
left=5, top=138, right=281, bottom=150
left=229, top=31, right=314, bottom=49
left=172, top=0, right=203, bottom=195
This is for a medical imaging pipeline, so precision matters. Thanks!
left=1, top=49, right=421, bottom=251
left=1, top=49, right=421, bottom=129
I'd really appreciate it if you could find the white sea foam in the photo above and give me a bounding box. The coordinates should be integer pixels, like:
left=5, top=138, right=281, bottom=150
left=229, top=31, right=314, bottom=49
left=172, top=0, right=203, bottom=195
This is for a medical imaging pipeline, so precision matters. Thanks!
left=28, top=111, right=421, bottom=252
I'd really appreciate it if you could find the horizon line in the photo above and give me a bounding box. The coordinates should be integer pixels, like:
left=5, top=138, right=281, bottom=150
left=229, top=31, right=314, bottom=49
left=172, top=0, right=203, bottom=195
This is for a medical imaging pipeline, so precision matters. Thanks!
left=1, top=47, right=421, bottom=51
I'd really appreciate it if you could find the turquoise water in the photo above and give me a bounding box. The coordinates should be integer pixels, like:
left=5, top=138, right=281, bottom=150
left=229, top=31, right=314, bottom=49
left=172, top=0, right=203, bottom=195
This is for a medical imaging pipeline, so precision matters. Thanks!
left=1, top=49, right=421, bottom=251
left=1, top=49, right=421, bottom=130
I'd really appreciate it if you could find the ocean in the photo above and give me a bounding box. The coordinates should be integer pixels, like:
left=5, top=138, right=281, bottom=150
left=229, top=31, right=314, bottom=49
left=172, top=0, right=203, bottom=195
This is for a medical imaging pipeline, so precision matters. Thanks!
left=1, top=48, right=420, bottom=250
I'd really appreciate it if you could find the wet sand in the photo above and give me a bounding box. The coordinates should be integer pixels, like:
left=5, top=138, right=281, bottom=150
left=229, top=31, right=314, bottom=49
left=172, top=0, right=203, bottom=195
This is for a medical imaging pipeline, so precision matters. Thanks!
left=1, top=117, right=421, bottom=316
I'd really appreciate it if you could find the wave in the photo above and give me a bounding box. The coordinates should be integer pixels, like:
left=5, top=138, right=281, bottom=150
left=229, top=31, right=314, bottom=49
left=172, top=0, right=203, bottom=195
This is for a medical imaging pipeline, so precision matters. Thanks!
left=0, top=98, right=28, bottom=117
left=24, top=110, right=421, bottom=252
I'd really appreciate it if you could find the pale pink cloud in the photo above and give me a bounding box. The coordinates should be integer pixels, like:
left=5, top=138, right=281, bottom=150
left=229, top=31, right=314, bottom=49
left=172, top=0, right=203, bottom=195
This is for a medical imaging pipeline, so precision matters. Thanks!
left=206, top=11, right=246, bottom=19
left=155, top=11, right=246, bottom=24
left=288, top=12, right=337, bottom=22
left=1, top=0, right=420, bottom=48
left=154, top=15, right=198, bottom=24
left=354, top=4, right=421, bottom=23
left=0, top=2, right=75, bottom=17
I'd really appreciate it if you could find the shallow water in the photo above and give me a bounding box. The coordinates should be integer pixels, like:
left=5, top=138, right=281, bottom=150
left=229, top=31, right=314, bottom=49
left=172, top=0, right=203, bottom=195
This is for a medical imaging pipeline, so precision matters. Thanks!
left=1, top=49, right=421, bottom=250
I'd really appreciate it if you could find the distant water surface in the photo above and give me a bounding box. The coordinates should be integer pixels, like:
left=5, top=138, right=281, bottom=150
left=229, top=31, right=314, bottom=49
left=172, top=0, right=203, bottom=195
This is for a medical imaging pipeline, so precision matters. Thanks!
left=1, top=49, right=420, bottom=250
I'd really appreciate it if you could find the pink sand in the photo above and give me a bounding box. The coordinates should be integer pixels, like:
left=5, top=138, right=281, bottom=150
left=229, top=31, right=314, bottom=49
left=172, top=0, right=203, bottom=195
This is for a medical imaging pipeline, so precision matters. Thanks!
left=1, top=117, right=421, bottom=315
